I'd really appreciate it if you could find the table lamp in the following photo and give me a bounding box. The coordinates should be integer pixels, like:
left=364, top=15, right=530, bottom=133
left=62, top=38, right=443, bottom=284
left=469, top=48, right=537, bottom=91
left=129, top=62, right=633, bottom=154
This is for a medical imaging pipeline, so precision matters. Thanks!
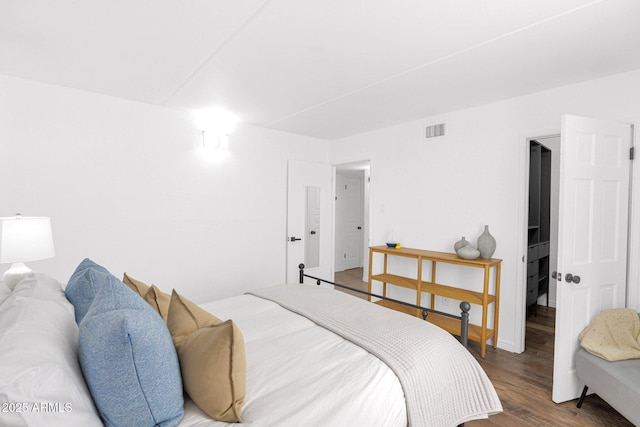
left=0, top=214, right=55, bottom=290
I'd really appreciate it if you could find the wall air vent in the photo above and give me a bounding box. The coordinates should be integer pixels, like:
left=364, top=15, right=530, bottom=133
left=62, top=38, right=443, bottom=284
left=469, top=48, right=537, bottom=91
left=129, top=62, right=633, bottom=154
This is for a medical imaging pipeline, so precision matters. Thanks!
left=425, top=123, right=446, bottom=139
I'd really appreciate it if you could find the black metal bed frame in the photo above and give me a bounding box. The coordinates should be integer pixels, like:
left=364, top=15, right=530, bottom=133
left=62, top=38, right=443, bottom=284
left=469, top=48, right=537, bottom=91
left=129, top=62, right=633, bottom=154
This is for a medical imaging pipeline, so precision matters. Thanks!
left=298, top=263, right=471, bottom=348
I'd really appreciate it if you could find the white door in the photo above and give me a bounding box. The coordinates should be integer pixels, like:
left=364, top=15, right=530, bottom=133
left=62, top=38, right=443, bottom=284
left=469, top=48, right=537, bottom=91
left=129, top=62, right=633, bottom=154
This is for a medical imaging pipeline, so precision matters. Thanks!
left=552, top=115, right=633, bottom=403
left=335, top=173, right=364, bottom=271
left=343, top=175, right=363, bottom=269
left=286, top=160, right=332, bottom=284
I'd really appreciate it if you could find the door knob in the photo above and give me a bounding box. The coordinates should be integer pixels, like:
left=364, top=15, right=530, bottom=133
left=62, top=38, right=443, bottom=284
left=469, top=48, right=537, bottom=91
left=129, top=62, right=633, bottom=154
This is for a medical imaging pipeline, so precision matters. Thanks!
left=551, top=271, right=557, bottom=279
left=289, top=236, right=302, bottom=242
left=565, top=273, right=581, bottom=284
left=357, top=226, right=362, bottom=230
left=310, top=230, right=316, bottom=235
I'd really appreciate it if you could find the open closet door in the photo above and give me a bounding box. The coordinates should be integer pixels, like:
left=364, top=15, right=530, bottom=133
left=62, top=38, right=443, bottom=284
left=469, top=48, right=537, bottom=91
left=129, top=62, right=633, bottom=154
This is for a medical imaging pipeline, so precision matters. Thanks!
left=286, top=160, right=332, bottom=284
left=552, top=115, right=633, bottom=403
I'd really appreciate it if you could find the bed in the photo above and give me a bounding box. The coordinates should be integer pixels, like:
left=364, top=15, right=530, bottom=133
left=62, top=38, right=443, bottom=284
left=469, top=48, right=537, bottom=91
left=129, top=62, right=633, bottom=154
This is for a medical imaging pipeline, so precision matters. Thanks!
left=0, top=259, right=502, bottom=427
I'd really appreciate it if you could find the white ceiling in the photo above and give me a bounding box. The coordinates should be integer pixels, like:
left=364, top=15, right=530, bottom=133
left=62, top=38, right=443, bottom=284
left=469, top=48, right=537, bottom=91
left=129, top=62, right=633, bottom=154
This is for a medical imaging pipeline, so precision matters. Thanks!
left=2, top=0, right=640, bottom=140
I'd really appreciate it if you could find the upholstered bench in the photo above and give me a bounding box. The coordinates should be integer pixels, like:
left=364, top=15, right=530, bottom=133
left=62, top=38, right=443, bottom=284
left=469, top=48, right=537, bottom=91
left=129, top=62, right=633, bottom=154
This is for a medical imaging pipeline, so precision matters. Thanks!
left=576, top=347, right=640, bottom=425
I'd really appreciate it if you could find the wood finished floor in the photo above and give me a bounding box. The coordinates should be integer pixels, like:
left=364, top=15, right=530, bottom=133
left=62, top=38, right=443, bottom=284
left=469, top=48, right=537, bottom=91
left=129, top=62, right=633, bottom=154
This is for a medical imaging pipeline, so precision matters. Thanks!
left=334, top=268, right=633, bottom=427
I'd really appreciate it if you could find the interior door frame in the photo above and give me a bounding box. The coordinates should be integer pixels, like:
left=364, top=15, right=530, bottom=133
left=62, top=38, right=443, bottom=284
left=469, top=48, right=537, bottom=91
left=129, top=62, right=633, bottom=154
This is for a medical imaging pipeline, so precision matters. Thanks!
left=516, top=127, right=561, bottom=353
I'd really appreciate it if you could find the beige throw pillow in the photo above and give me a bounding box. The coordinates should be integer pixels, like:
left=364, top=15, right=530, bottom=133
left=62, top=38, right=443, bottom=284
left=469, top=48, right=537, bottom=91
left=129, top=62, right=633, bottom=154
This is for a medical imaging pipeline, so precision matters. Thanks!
left=178, top=321, right=246, bottom=422
left=144, top=285, right=171, bottom=321
left=122, top=273, right=149, bottom=296
left=167, top=290, right=246, bottom=422
left=167, top=290, right=222, bottom=345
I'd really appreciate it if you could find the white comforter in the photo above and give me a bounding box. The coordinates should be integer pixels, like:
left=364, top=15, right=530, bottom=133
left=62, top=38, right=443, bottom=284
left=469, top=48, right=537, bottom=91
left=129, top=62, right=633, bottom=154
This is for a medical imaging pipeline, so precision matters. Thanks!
left=179, top=293, right=407, bottom=427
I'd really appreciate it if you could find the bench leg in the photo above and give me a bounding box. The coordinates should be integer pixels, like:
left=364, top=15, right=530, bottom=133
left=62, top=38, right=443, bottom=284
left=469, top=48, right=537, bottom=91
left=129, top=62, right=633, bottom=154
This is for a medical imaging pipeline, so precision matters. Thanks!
left=577, top=385, right=589, bottom=408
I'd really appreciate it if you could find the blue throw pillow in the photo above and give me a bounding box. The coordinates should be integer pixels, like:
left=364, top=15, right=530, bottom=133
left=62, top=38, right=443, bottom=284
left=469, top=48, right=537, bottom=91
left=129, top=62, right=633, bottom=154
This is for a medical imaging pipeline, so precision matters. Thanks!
left=78, top=271, right=184, bottom=427
left=65, top=258, right=112, bottom=323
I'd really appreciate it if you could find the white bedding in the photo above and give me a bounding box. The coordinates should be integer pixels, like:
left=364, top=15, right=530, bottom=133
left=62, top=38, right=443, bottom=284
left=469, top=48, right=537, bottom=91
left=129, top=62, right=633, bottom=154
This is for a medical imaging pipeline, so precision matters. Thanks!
left=178, top=294, right=407, bottom=427
left=1, top=273, right=498, bottom=426
left=252, top=285, right=502, bottom=426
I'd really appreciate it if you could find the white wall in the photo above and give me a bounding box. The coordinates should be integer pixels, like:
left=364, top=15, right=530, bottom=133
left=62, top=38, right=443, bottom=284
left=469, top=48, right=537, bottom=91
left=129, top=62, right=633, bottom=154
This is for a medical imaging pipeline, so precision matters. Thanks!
left=3, top=69, right=640, bottom=351
left=0, top=75, right=329, bottom=303
left=330, top=69, right=640, bottom=353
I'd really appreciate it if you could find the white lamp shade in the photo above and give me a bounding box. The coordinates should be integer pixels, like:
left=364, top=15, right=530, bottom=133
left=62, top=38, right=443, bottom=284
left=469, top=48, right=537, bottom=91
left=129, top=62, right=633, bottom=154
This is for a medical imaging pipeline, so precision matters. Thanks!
left=0, top=216, right=55, bottom=263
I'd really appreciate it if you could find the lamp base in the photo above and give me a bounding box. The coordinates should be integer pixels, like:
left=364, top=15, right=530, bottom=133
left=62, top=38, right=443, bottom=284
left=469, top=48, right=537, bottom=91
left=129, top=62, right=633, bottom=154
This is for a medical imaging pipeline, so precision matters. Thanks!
left=3, top=263, right=34, bottom=290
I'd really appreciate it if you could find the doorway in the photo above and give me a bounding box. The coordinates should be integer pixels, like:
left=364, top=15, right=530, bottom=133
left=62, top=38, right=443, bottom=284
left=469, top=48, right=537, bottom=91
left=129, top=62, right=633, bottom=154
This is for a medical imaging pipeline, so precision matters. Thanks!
left=525, top=135, right=560, bottom=343
left=334, top=160, right=370, bottom=283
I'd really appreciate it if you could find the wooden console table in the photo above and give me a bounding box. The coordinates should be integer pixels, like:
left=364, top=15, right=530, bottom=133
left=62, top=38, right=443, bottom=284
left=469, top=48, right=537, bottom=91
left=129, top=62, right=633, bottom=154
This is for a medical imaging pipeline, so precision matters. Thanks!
left=368, top=245, right=501, bottom=358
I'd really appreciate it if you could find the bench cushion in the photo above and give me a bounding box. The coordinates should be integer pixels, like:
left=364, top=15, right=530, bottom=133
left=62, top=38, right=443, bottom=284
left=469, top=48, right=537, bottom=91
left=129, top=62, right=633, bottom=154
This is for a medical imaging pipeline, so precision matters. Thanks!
left=576, top=348, right=640, bottom=425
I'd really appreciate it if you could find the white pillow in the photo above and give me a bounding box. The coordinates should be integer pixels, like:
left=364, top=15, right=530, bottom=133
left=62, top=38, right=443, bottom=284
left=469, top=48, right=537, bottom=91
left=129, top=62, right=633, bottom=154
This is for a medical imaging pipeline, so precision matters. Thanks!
left=0, top=273, right=65, bottom=315
left=0, top=274, right=102, bottom=426
left=0, top=281, right=10, bottom=308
